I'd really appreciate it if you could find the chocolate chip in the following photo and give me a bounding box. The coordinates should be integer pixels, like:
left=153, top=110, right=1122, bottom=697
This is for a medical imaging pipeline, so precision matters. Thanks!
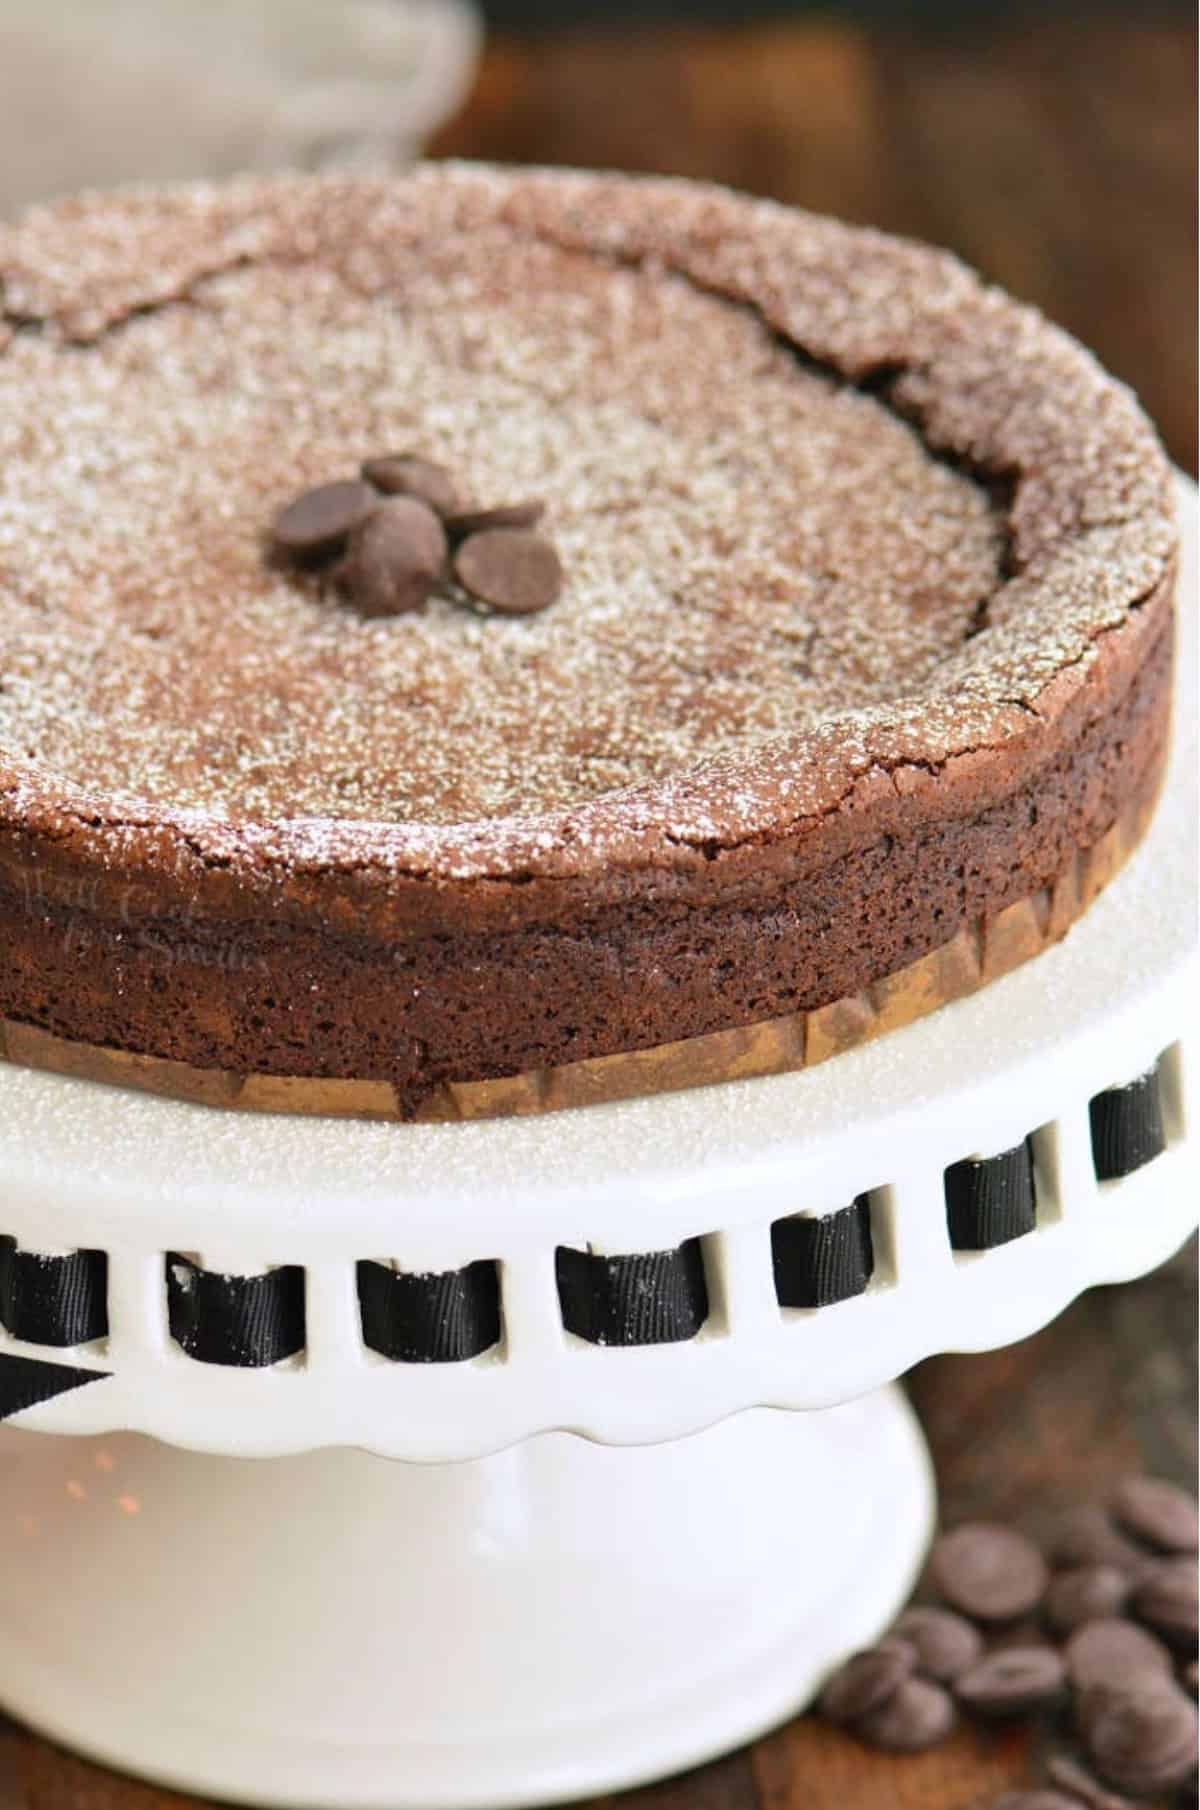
left=893, top=1605, right=984, bottom=1681
left=989, top=1794, right=1081, bottom=1810
left=361, top=453, right=460, bottom=518
left=1133, top=1556, right=1199, bottom=1644
left=455, top=528, right=563, bottom=615
left=272, top=479, right=378, bottom=554
left=1065, top=1617, right=1174, bottom=1692
left=931, top=1523, right=1049, bottom=1622
left=818, top=1643, right=914, bottom=1723
left=1185, top=1659, right=1199, bottom=1695
left=856, top=1676, right=957, bottom=1750
left=337, top=497, right=447, bottom=618
left=955, top=1645, right=1067, bottom=1716
left=1078, top=1681, right=1199, bottom=1797
left=1113, top=1477, right=1200, bottom=1556
left=1046, top=1565, right=1132, bottom=1635
left=1046, top=1752, right=1140, bottom=1810
left=1050, top=1505, right=1154, bottom=1579
left=444, top=500, right=545, bottom=539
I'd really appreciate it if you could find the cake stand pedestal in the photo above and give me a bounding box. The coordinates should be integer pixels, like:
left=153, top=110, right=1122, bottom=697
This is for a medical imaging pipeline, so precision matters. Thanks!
left=0, top=1393, right=929, bottom=1810
left=0, top=480, right=1193, bottom=1809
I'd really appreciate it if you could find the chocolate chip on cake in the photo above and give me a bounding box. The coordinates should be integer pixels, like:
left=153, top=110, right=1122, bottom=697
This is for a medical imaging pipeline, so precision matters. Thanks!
left=931, top=1523, right=1049, bottom=1622
left=818, top=1643, right=915, bottom=1723
left=362, top=453, right=460, bottom=518
left=955, top=1646, right=1067, bottom=1717
left=1132, top=1555, right=1199, bottom=1644
left=893, top=1605, right=984, bottom=1681
left=856, top=1676, right=957, bottom=1750
left=1113, top=1476, right=1200, bottom=1555
left=337, top=497, right=447, bottom=618
left=455, top=527, right=563, bottom=616
left=1077, top=1681, right=1199, bottom=1797
left=1046, top=1565, right=1132, bottom=1635
left=1064, top=1617, right=1174, bottom=1692
left=272, top=478, right=379, bottom=554
left=444, top=500, right=545, bottom=539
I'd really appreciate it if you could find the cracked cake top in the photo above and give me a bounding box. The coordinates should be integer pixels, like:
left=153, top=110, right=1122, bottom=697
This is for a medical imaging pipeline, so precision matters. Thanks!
left=0, top=164, right=1175, bottom=889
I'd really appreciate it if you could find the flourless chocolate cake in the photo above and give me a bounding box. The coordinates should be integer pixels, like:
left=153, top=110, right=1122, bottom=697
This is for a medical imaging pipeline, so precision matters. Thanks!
left=0, top=166, right=1176, bottom=1118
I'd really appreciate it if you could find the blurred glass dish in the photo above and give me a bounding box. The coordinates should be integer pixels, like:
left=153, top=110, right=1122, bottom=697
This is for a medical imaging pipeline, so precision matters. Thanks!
left=0, top=0, right=481, bottom=216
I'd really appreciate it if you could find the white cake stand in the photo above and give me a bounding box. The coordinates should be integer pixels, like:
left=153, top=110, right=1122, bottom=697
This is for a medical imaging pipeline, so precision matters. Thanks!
left=0, top=479, right=1194, bottom=1810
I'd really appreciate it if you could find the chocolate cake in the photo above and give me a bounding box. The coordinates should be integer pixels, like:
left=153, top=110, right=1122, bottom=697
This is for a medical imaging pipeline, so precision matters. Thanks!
left=0, top=166, right=1176, bottom=1119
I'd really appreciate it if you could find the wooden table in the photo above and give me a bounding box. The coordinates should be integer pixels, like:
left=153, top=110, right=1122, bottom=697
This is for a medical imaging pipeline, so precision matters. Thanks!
left=1, top=11, right=1195, bottom=1807
left=434, top=8, right=1198, bottom=473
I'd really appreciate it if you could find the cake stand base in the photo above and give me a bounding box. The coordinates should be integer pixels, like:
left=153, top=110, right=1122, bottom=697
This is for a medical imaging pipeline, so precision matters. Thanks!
left=0, top=1384, right=932, bottom=1810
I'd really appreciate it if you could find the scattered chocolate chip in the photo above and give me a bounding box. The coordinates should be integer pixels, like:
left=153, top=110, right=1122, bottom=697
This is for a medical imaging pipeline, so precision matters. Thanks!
left=1065, top=1617, right=1174, bottom=1692
left=1050, top=1506, right=1154, bottom=1579
left=1113, top=1477, right=1200, bottom=1556
left=1184, top=1659, right=1199, bottom=1695
left=272, top=478, right=378, bottom=554
left=444, top=500, right=545, bottom=539
left=931, top=1523, right=1049, bottom=1622
left=1046, top=1565, right=1132, bottom=1635
left=1046, top=1752, right=1140, bottom=1810
left=818, top=1643, right=914, bottom=1723
left=455, top=527, right=563, bottom=615
left=893, top=1605, right=984, bottom=1681
left=856, top=1676, right=957, bottom=1750
left=361, top=453, right=460, bottom=518
left=1133, top=1556, right=1200, bottom=1644
left=989, top=1794, right=1080, bottom=1810
left=337, top=497, right=447, bottom=618
left=955, top=1646, right=1067, bottom=1717
left=1078, top=1682, right=1199, bottom=1797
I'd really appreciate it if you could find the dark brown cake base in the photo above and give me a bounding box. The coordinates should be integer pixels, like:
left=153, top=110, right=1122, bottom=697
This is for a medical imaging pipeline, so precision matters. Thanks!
left=0, top=597, right=1171, bottom=1120
left=0, top=768, right=1160, bottom=1122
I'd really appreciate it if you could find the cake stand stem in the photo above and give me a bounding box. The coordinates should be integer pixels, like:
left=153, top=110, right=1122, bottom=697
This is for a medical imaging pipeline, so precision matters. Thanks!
left=0, top=1385, right=933, bottom=1810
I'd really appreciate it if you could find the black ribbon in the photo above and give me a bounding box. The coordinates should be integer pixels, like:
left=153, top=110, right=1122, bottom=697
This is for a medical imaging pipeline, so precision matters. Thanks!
left=945, top=1142, right=1038, bottom=1250
left=0, top=1238, right=108, bottom=1347
left=772, top=1196, right=875, bottom=1307
left=556, top=1240, right=709, bottom=1345
left=0, top=1352, right=109, bottom=1422
left=358, top=1259, right=501, bottom=1362
left=166, top=1254, right=306, bottom=1368
left=1090, top=1067, right=1167, bottom=1181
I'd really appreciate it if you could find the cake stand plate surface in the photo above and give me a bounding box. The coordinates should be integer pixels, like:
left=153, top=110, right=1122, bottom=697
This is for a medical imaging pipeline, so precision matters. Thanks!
left=0, top=478, right=1193, bottom=1808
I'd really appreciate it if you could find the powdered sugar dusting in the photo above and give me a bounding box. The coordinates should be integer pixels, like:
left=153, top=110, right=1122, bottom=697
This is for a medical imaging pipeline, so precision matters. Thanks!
left=0, top=165, right=1175, bottom=884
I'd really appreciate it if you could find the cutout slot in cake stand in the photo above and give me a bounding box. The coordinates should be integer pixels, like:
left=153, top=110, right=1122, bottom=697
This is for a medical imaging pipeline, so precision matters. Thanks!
left=0, top=477, right=1194, bottom=1810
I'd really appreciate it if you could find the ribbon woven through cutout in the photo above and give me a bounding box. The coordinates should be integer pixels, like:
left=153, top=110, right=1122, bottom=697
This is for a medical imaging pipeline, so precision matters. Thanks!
left=556, top=1241, right=709, bottom=1346
left=772, top=1197, right=875, bottom=1307
left=1090, top=1066, right=1167, bottom=1181
left=944, top=1143, right=1038, bottom=1250
left=167, top=1254, right=306, bottom=1367
left=0, top=1239, right=108, bottom=1347
left=357, top=1259, right=501, bottom=1362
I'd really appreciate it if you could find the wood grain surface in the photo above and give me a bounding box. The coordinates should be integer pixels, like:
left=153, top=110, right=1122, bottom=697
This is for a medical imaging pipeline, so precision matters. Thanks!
left=0, top=9, right=1195, bottom=1808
